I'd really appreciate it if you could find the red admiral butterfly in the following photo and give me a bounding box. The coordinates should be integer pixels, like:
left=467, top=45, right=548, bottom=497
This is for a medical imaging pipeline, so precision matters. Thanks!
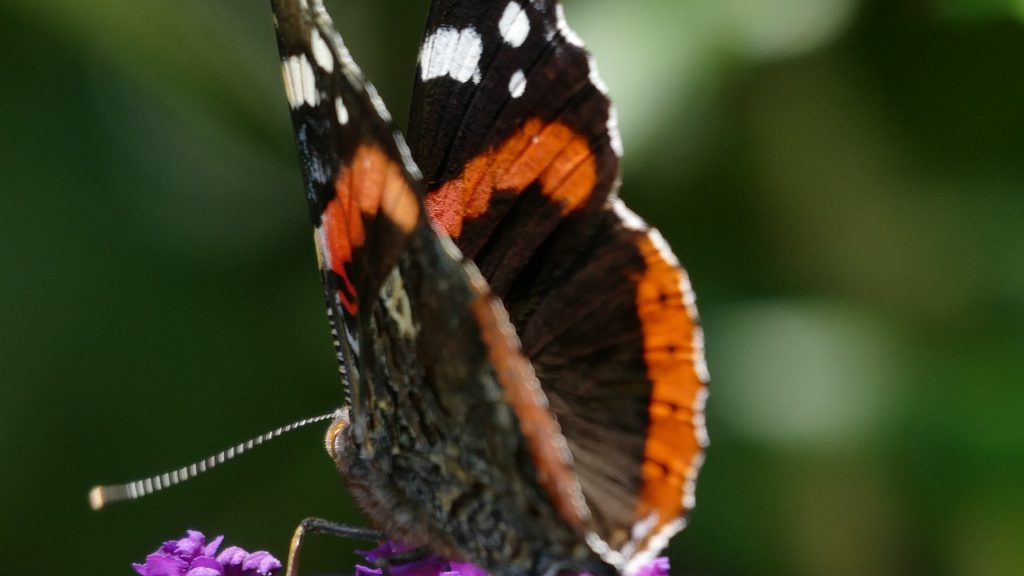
left=271, top=1, right=709, bottom=575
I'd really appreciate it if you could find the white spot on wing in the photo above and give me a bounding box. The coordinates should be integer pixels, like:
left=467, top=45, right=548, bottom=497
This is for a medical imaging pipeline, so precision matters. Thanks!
left=334, top=96, right=348, bottom=125
left=451, top=28, right=484, bottom=83
left=310, top=29, right=334, bottom=73
left=508, top=69, right=527, bottom=98
left=282, top=54, right=319, bottom=109
left=300, top=55, right=317, bottom=107
left=419, top=27, right=483, bottom=84
left=499, top=2, right=530, bottom=48
left=281, top=59, right=297, bottom=107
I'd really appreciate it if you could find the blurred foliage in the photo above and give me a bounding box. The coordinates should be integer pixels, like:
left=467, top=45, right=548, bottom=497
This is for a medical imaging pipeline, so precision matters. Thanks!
left=1, top=1, right=1022, bottom=575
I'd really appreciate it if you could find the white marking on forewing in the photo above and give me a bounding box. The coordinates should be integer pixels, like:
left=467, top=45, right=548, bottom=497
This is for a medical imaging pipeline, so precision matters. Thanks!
left=498, top=2, right=530, bottom=47
left=334, top=96, right=349, bottom=125
left=281, top=59, right=297, bottom=107
left=508, top=69, right=527, bottom=98
left=300, top=55, right=317, bottom=107
left=282, top=55, right=319, bottom=109
left=419, top=27, right=483, bottom=84
left=451, top=28, right=484, bottom=83
left=310, top=29, right=334, bottom=73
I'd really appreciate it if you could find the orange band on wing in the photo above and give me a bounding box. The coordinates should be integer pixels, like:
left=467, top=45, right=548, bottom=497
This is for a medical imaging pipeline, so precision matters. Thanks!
left=319, top=144, right=420, bottom=313
left=633, top=234, right=706, bottom=533
left=426, top=118, right=597, bottom=239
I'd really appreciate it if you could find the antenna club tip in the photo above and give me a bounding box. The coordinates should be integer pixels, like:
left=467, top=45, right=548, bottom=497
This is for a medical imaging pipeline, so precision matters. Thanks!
left=89, top=486, right=107, bottom=511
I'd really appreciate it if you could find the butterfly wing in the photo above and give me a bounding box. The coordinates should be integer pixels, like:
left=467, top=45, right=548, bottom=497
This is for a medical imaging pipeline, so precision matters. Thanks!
left=407, top=1, right=709, bottom=569
left=271, top=2, right=606, bottom=575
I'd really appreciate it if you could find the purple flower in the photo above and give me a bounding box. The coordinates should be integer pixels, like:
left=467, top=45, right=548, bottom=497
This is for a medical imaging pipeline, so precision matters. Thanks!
left=631, top=556, right=670, bottom=576
left=356, top=541, right=669, bottom=576
left=133, top=530, right=281, bottom=576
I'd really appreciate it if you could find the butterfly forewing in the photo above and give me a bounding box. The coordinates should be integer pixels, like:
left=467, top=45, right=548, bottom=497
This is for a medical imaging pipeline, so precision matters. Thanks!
left=406, top=0, right=709, bottom=568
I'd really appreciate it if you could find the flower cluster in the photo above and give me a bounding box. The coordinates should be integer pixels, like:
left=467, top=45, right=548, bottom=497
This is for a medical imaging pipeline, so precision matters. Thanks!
left=132, top=530, right=281, bottom=576
left=355, top=541, right=670, bottom=576
left=355, top=541, right=487, bottom=576
left=131, top=531, right=669, bottom=576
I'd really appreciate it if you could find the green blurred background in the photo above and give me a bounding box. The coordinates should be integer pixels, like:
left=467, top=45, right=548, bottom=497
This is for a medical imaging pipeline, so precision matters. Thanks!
left=2, top=0, right=1022, bottom=574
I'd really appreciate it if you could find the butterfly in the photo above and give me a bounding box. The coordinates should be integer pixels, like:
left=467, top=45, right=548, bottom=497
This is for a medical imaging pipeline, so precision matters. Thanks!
left=270, top=1, right=708, bottom=575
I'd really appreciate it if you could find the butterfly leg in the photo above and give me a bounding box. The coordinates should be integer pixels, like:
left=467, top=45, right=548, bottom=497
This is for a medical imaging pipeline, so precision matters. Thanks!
left=286, top=517, right=383, bottom=576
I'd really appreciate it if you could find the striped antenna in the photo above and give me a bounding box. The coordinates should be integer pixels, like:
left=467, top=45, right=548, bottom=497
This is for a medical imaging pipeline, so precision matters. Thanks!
left=89, top=410, right=341, bottom=510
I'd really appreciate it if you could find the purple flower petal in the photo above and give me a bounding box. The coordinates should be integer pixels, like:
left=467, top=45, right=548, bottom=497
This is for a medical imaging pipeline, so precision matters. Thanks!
left=203, top=535, right=225, bottom=558
left=189, top=556, right=226, bottom=576
left=393, top=557, right=449, bottom=576
left=448, top=562, right=489, bottom=576
left=135, top=532, right=280, bottom=576
left=358, top=540, right=408, bottom=563
left=139, top=552, right=189, bottom=576
left=633, top=557, right=670, bottom=576
left=354, top=540, right=671, bottom=576
left=356, top=566, right=384, bottom=576
left=216, top=546, right=249, bottom=576
left=216, top=546, right=249, bottom=566
left=242, top=550, right=283, bottom=575
left=355, top=541, right=491, bottom=576
left=186, top=556, right=226, bottom=576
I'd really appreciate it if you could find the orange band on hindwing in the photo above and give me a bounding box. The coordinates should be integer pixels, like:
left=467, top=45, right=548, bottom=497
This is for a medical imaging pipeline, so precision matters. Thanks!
left=317, top=144, right=420, bottom=314
left=426, top=118, right=597, bottom=239
left=633, top=234, right=706, bottom=533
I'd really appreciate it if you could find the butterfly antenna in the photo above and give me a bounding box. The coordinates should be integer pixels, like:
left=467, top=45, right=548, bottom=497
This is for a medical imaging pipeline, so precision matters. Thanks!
left=88, top=409, right=341, bottom=510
